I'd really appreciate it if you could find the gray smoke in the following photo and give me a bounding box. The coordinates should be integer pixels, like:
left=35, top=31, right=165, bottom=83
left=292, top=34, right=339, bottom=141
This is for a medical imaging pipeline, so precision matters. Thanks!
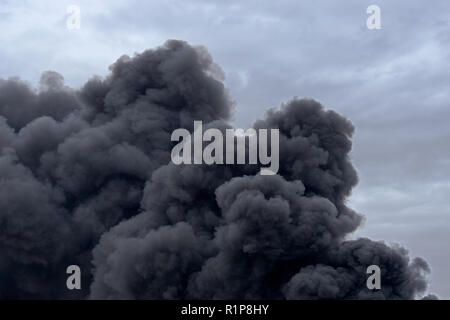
left=0, top=40, right=432, bottom=299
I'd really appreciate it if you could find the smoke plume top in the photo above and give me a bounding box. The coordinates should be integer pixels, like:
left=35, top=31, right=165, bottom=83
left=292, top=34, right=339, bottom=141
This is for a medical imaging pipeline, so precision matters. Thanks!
left=0, top=40, right=432, bottom=299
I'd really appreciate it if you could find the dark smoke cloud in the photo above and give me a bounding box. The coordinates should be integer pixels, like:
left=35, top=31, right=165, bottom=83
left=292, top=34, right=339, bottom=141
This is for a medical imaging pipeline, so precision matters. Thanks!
left=0, top=40, right=432, bottom=299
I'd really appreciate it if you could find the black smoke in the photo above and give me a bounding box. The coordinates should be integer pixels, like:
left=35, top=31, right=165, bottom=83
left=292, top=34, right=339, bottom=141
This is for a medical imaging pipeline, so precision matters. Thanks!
left=0, top=40, right=432, bottom=299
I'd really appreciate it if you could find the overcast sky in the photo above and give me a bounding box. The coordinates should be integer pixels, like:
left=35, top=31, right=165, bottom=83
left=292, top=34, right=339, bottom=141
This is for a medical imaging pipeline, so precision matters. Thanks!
left=1, top=0, right=449, bottom=298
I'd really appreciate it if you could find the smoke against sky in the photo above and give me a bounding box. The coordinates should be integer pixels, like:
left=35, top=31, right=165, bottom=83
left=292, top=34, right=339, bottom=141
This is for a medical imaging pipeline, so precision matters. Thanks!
left=2, top=2, right=450, bottom=299
left=0, top=41, right=434, bottom=299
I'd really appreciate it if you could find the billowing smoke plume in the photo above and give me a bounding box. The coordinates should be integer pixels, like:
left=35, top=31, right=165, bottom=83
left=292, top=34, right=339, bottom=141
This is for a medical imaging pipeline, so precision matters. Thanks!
left=0, top=40, right=432, bottom=299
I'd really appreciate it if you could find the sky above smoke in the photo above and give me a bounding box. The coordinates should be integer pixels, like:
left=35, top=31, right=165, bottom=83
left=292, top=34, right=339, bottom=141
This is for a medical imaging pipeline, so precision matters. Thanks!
left=0, top=0, right=449, bottom=298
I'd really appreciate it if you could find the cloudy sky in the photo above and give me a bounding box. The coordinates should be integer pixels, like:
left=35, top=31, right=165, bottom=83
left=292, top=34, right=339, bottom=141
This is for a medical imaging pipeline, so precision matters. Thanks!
left=1, top=0, right=449, bottom=298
